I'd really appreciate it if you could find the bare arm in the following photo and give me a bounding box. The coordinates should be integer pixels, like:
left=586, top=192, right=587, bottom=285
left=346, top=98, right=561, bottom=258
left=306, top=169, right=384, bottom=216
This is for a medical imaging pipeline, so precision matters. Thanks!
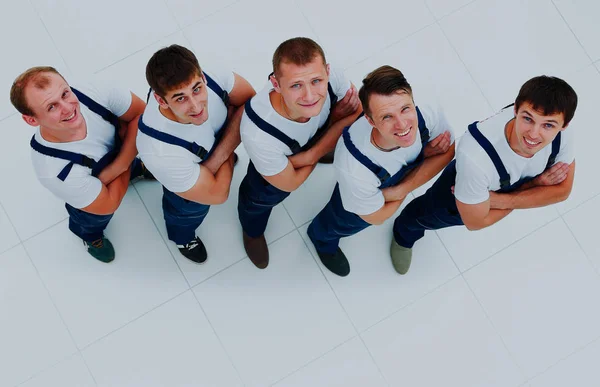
left=81, top=167, right=132, bottom=215
left=489, top=161, right=575, bottom=210
left=382, top=137, right=455, bottom=202
left=177, top=154, right=235, bottom=205
left=359, top=198, right=406, bottom=226
left=456, top=198, right=512, bottom=231
left=202, top=74, right=256, bottom=174
left=262, top=160, right=316, bottom=193
left=97, top=93, right=146, bottom=184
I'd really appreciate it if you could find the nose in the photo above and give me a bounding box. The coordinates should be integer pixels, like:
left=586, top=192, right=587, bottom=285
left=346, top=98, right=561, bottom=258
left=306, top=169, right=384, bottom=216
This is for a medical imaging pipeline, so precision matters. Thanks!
left=303, top=86, right=314, bottom=102
left=190, top=97, right=201, bottom=113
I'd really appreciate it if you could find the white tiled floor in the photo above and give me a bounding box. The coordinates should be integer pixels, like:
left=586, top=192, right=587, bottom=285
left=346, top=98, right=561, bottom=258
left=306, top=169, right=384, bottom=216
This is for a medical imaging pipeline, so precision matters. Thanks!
left=2, top=1, right=600, bottom=386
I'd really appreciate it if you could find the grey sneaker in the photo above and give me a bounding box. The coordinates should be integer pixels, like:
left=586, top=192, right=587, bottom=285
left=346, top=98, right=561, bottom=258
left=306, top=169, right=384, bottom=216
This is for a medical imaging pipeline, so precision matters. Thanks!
left=390, top=238, right=412, bottom=275
left=83, top=237, right=115, bottom=263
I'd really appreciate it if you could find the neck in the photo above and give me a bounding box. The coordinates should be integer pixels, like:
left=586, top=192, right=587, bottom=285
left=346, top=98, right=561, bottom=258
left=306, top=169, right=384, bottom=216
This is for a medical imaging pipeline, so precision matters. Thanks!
left=371, top=127, right=399, bottom=151
left=40, top=120, right=87, bottom=143
left=270, top=91, right=310, bottom=123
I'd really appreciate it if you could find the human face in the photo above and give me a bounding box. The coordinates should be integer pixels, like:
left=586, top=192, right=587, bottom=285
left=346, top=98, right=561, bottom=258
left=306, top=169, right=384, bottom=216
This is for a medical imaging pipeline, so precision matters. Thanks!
left=365, top=91, right=418, bottom=149
left=22, top=73, right=83, bottom=131
left=510, top=102, right=566, bottom=158
left=272, top=56, right=329, bottom=122
left=156, top=73, right=209, bottom=125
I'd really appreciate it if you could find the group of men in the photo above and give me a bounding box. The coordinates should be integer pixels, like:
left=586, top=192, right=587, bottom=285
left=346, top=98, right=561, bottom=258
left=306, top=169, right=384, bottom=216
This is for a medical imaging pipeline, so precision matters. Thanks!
left=9, top=37, right=578, bottom=277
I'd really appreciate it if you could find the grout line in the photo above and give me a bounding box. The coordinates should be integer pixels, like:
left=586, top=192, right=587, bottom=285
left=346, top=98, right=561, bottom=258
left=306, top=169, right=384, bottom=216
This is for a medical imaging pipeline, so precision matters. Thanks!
left=0, top=112, right=17, bottom=123
left=559, top=216, right=600, bottom=278
left=189, top=290, right=247, bottom=386
left=551, top=0, right=595, bottom=64
left=76, top=351, right=100, bottom=387
left=461, top=274, right=529, bottom=381
left=558, top=190, right=600, bottom=218
left=20, top=216, right=69, bottom=245
left=0, top=200, right=23, bottom=250
left=429, top=0, right=479, bottom=22
left=27, top=0, right=74, bottom=76
left=178, top=0, right=243, bottom=31
left=14, top=352, right=82, bottom=387
left=291, top=0, right=323, bottom=43
left=161, top=0, right=183, bottom=31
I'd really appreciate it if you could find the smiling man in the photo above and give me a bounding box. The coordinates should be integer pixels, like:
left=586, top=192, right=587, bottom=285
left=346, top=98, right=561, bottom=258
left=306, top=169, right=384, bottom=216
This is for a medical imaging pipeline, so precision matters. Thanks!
left=392, top=75, right=578, bottom=274
left=307, top=65, right=455, bottom=276
left=136, top=44, right=255, bottom=264
left=238, top=37, right=362, bottom=269
left=10, top=66, right=150, bottom=263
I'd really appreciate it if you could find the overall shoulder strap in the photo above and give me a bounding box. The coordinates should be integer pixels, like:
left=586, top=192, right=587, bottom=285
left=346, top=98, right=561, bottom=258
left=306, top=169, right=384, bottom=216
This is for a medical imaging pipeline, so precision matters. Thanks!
left=415, top=106, right=430, bottom=146
left=546, top=131, right=561, bottom=169
left=468, top=122, right=511, bottom=189
left=342, top=127, right=390, bottom=184
left=30, top=136, right=96, bottom=181
left=203, top=72, right=229, bottom=106
left=244, top=99, right=301, bottom=154
left=71, top=87, right=120, bottom=130
left=138, top=116, right=208, bottom=159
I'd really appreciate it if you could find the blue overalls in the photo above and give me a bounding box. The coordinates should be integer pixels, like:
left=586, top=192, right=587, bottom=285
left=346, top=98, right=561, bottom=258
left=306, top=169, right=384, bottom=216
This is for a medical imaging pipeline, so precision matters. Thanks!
left=137, top=72, right=229, bottom=245
left=237, top=83, right=338, bottom=238
left=30, top=88, right=142, bottom=243
left=393, top=118, right=561, bottom=248
left=307, top=108, right=430, bottom=254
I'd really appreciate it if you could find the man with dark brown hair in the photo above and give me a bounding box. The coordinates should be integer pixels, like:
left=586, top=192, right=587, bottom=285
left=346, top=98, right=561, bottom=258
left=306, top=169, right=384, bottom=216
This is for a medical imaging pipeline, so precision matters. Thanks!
left=10, top=66, right=149, bottom=262
left=392, top=75, right=578, bottom=275
left=137, top=44, right=255, bottom=264
left=238, top=37, right=362, bottom=269
left=307, top=65, right=455, bottom=276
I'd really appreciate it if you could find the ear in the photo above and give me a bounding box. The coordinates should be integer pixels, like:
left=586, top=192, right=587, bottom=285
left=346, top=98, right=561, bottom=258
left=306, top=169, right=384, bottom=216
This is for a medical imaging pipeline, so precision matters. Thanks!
left=560, top=123, right=569, bottom=131
left=364, top=113, right=375, bottom=128
left=270, top=74, right=281, bottom=93
left=22, top=114, right=38, bottom=127
left=326, top=63, right=330, bottom=77
left=154, top=92, right=169, bottom=109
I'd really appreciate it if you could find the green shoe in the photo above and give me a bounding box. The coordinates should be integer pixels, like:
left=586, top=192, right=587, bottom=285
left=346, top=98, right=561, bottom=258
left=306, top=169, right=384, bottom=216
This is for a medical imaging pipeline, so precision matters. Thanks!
left=390, top=239, right=412, bottom=275
left=83, top=237, right=115, bottom=263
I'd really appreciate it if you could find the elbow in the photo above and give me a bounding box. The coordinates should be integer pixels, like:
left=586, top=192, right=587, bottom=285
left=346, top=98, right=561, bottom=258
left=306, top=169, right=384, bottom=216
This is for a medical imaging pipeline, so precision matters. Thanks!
left=214, top=186, right=231, bottom=205
left=463, top=220, right=484, bottom=231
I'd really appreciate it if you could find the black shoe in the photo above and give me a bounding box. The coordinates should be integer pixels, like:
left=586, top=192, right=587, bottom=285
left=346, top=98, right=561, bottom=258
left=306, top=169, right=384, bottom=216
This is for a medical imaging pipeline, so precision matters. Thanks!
left=83, top=237, right=115, bottom=263
left=243, top=232, right=269, bottom=269
left=233, top=152, right=239, bottom=167
left=177, top=236, right=207, bottom=264
left=316, top=248, right=350, bottom=277
left=140, top=161, right=156, bottom=180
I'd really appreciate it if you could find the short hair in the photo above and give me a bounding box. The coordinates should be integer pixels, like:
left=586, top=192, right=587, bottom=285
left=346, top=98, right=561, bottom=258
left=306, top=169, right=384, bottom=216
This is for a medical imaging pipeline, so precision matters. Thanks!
left=272, top=37, right=326, bottom=77
left=10, top=66, right=64, bottom=116
left=514, top=75, right=578, bottom=127
left=146, top=44, right=202, bottom=98
left=358, top=65, right=413, bottom=118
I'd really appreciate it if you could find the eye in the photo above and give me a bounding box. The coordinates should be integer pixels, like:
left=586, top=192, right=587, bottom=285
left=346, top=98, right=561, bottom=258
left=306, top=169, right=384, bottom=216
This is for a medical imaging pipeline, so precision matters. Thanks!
left=291, top=84, right=301, bottom=89
left=523, top=116, right=532, bottom=122
left=62, top=90, right=70, bottom=98
left=312, top=79, right=321, bottom=85
left=48, top=104, right=55, bottom=111
left=401, top=106, right=410, bottom=113
left=383, top=115, right=391, bottom=120
left=176, top=96, right=185, bottom=103
left=193, top=86, right=201, bottom=93
left=544, top=123, right=555, bottom=129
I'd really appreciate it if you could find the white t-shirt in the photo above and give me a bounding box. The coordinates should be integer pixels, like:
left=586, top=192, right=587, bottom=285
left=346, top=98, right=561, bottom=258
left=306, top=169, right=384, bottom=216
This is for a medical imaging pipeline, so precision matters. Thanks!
left=241, top=67, right=351, bottom=176
left=335, top=103, right=453, bottom=216
left=31, top=82, right=132, bottom=209
left=136, top=69, right=235, bottom=193
left=454, top=106, right=575, bottom=205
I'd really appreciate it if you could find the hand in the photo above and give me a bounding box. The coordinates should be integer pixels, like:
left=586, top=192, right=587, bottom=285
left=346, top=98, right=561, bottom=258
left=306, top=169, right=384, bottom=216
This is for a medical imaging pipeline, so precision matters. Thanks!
left=532, top=162, right=569, bottom=186
left=97, top=165, right=121, bottom=186
left=381, top=183, right=408, bottom=202
left=423, top=131, right=451, bottom=158
left=331, top=84, right=360, bottom=122
left=288, top=150, right=316, bottom=169
left=202, top=156, right=220, bottom=175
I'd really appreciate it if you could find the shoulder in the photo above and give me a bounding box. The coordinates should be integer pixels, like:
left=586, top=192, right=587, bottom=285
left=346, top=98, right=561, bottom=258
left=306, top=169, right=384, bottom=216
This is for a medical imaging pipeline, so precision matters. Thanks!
left=327, top=65, right=351, bottom=99
left=203, top=66, right=235, bottom=94
left=70, top=78, right=132, bottom=117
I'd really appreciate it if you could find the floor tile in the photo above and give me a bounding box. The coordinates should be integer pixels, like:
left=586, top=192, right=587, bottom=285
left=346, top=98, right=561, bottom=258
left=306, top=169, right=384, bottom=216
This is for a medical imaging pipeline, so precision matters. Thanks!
left=298, top=202, right=460, bottom=332
left=134, top=147, right=296, bottom=287
left=437, top=205, right=559, bottom=272
left=21, top=354, right=95, bottom=387
left=553, top=0, right=600, bottom=61
left=30, top=0, right=178, bottom=76
left=83, top=291, right=242, bottom=387
left=440, top=0, right=590, bottom=110
left=362, top=276, right=524, bottom=387
left=425, top=0, right=476, bottom=19
left=183, top=0, right=318, bottom=89
left=24, top=190, right=188, bottom=349
left=344, top=23, right=493, bottom=138
left=166, top=0, right=239, bottom=28
left=0, top=101, right=68, bottom=241
left=563, top=193, right=600, bottom=271
left=0, top=1, right=69, bottom=120
left=94, top=32, right=192, bottom=103
left=273, top=337, right=386, bottom=387
left=0, top=203, right=19, bottom=254
left=529, top=338, right=600, bottom=387
left=283, top=163, right=337, bottom=227
left=193, top=231, right=356, bottom=387
left=464, top=219, right=600, bottom=378
left=553, top=65, right=600, bottom=214
left=297, top=0, right=434, bottom=67
left=0, top=245, right=77, bottom=387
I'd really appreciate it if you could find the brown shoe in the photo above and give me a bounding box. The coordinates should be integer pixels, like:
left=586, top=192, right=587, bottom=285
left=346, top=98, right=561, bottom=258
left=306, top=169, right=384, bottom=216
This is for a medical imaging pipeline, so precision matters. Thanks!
left=243, top=232, right=269, bottom=269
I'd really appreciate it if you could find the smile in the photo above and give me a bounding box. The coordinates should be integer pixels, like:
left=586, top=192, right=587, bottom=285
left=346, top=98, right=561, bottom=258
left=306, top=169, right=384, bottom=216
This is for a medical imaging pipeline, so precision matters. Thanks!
left=299, top=100, right=319, bottom=107
left=524, top=137, right=541, bottom=146
left=62, top=110, right=77, bottom=122
left=190, top=109, right=204, bottom=118
left=395, top=127, right=411, bottom=137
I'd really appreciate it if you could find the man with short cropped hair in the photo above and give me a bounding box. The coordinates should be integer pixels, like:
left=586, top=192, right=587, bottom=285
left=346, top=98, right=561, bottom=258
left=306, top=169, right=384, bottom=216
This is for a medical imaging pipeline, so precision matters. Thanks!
left=137, top=44, right=255, bottom=264
left=307, top=65, right=455, bottom=276
left=238, top=37, right=362, bottom=269
left=392, top=75, right=578, bottom=274
left=11, top=66, right=150, bottom=263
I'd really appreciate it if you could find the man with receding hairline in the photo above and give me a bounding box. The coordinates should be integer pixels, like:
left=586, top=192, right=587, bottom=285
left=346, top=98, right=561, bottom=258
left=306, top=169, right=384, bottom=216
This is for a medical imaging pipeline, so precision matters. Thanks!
left=10, top=66, right=150, bottom=263
left=238, top=37, right=362, bottom=269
